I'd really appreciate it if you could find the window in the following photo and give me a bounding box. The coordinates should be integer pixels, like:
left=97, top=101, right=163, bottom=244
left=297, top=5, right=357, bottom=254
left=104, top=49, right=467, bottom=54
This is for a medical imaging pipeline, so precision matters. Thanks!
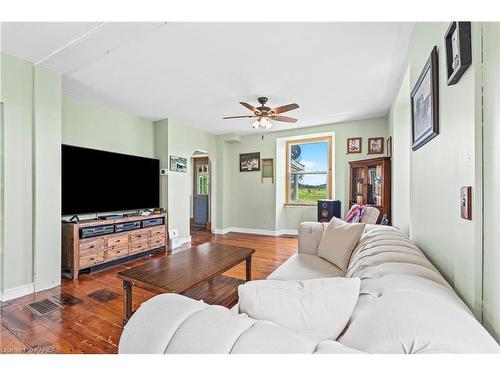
left=286, top=136, right=332, bottom=205
left=195, top=160, right=209, bottom=195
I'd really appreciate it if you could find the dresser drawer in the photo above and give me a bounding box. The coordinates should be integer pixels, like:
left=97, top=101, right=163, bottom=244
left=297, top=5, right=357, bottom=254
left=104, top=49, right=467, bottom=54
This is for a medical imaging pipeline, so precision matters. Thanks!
left=130, top=229, right=150, bottom=242
left=79, top=238, right=105, bottom=254
left=149, top=235, right=166, bottom=248
left=107, top=234, right=129, bottom=246
left=80, top=251, right=105, bottom=268
left=129, top=241, right=149, bottom=254
left=149, top=227, right=166, bottom=237
left=107, top=246, right=129, bottom=260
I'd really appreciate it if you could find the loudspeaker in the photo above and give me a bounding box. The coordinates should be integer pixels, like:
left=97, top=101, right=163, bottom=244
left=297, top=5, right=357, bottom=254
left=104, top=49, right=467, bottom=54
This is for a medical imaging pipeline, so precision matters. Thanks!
left=317, top=200, right=341, bottom=223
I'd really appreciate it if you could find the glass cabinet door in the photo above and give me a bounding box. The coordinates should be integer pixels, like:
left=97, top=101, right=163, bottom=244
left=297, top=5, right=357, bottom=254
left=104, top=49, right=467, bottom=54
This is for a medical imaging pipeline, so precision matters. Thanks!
left=351, top=166, right=365, bottom=205
left=366, top=163, right=382, bottom=207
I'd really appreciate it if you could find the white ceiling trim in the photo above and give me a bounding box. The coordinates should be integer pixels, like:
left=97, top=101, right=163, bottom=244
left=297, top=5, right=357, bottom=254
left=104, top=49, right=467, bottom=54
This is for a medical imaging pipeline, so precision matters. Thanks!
left=35, top=22, right=106, bottom=65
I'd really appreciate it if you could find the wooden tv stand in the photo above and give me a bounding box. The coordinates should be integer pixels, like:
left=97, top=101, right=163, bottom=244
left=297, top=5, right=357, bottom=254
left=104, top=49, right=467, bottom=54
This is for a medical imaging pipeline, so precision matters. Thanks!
left=62, top=213, right=168, bottom=279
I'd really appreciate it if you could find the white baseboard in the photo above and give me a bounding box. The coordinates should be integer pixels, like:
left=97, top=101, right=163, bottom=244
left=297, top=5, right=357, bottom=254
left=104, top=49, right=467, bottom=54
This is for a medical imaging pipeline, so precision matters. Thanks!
left=169, top=235, right=192, bottom=250
left=1, top=283, right=35, bottom=302
left=214, top=227, right=298, bottom=237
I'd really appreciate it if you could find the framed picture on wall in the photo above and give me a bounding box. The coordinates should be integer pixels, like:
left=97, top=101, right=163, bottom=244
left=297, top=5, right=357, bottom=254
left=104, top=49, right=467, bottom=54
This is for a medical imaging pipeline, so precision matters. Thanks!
left=169, top=155, right=188, bottom=173
left=347, top=137, right=362, bottom=154
left=368, top=137, right=384, bottom=154
left=445, top=22, right=472, bottom=86
left=239, top=152, right=260, bottom=172
left=411, top=46, right=439, bottom=151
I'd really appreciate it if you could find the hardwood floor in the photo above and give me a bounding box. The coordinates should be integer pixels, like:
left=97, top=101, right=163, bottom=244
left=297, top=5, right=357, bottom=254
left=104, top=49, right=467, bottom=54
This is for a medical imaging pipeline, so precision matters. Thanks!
left=0, top=231, right=297, bottom=354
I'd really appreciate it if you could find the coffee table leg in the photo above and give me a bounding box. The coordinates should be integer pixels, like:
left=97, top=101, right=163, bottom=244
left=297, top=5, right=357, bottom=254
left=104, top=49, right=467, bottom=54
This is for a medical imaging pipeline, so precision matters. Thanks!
left=246, top=255, right=252, bottom=281
left=123, top=280, right=133, bottom=326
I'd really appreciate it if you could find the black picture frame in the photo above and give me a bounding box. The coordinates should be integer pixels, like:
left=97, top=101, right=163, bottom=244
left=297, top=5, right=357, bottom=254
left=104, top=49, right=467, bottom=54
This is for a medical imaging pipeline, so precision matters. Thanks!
left=239, top=152, right=260, bottom=172
left=411, top=46, right=439, bottom=151
left=444, top=22, right=472, bottom=86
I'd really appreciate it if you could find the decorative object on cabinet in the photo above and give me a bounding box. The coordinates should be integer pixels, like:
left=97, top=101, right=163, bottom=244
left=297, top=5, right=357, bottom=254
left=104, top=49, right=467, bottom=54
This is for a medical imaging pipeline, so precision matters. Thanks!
left=169, top=155, right=188, bottom=172
left=62, top=213, right=168, bottom=279
left=347, top=137, right=362, bottom=154
left=387, top=136, right=392, bottom=158
left=261, top=158, right=274, bottom=182
left=240, top=152, right=261, bottom=172
left=445, top=22, right=472, bottom=86
left=368, top=137, right=384, bottom=154
left=348, top=157, right=391, bottom=224
left=411, top=46, right=439, bottom=151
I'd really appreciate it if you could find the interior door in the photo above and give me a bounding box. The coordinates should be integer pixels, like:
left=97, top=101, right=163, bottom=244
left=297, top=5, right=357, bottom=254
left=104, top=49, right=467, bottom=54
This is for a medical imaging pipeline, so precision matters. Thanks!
left=193, top=158, right=209, bottom=226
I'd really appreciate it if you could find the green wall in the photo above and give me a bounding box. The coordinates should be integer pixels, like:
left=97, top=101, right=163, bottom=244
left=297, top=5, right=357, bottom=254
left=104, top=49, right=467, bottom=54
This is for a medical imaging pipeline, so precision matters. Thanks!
left=388, top=66, right=411, bottom=235
left=0, top=53, right=62, bottom=297
left=482, top=22, right=500, bottom=341
left=1, top=53, right=34, bottom=291
left=154, top=119, right=169, bottom=211
left=163, top=119, right=216, bottom=239
left=216, top=117, right=389, bottom=232
left=62, top=95, right=155, bottom=158
left=389, top=23, right=484, bottom=322
left=33, top=66, right=62, bottom=292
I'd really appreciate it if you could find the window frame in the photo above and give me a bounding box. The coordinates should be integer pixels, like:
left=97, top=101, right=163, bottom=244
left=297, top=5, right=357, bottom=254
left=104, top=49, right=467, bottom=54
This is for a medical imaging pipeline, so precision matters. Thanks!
left=285, top=135, right=333, bottom=206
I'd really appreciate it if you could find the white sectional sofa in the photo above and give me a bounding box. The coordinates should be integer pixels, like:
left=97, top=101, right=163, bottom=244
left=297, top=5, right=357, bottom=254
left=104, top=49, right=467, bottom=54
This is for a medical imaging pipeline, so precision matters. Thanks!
left=119, top=223, right=499, bottom=354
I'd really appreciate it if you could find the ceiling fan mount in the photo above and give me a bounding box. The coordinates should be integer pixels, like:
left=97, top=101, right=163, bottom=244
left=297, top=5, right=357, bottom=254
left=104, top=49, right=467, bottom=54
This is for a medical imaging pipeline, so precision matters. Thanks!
left=223, top=97, right=299, bottom=130
left=256, top=96, right=270, bottom=111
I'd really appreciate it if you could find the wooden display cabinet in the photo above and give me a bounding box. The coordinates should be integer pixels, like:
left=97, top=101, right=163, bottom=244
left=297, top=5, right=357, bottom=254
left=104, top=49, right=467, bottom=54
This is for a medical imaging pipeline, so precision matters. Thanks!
left=348, top=157, right=391, bottom=223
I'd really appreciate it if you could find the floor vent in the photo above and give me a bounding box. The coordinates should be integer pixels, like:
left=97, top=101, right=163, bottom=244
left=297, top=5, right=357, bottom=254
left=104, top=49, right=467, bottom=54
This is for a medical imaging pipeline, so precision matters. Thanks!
left=26, top=298, right=63, bottom=317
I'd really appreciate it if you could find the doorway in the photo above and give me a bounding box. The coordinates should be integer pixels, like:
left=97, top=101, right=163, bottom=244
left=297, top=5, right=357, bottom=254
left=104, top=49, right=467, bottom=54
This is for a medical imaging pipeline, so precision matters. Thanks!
left=192, top=157, right=210, bottom=231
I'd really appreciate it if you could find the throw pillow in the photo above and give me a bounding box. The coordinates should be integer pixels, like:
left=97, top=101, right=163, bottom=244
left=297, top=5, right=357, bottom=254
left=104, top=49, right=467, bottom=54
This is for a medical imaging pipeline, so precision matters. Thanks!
left=318, top=217, right=365, bottom=271
left=238, top=277, right=361, bottom=341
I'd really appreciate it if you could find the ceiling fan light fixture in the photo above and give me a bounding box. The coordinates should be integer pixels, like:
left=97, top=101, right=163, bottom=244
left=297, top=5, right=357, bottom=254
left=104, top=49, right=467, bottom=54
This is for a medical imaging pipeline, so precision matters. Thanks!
left=252, top=120, right=260, bottom=129
left=262, top=118, right=273, bottom=129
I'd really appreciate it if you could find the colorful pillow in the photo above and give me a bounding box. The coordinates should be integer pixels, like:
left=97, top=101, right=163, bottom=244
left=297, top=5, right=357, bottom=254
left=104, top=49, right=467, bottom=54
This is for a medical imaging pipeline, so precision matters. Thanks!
left=344, top=204, right=365, bottom=223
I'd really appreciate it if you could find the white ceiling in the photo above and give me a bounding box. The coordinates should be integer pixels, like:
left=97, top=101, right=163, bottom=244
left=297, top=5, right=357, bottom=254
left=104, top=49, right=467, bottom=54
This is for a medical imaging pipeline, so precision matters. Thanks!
left=1, top=22, right=414, bottom=134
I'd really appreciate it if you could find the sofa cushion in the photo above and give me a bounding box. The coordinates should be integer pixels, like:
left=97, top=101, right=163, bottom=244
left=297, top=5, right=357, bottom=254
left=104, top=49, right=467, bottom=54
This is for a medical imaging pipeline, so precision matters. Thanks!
left=238, top=278, right=361, bottom=340
left=318, top=217, right=365, bottom=271
left=267, top=253, right=344, bottom=280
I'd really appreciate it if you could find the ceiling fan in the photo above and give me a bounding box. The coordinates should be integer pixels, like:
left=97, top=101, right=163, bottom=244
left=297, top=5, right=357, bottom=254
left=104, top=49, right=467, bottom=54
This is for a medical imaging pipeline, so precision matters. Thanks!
left=223, top=97, right=299, bottom=130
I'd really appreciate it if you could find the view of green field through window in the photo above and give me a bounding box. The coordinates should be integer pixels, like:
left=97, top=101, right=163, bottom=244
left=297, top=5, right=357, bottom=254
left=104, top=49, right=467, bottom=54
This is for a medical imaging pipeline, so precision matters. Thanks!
left=289, top=140, right=329, bottom=204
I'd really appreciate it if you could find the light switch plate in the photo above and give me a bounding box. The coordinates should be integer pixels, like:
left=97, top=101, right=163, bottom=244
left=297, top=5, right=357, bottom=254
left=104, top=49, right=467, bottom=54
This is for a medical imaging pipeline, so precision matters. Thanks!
left=460, top=186, right=472, bottom=220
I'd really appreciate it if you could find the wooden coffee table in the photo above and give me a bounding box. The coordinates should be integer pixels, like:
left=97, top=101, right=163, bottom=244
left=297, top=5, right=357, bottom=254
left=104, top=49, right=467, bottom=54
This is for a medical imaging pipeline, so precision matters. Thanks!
left=117, top=242, right=254, bottom=325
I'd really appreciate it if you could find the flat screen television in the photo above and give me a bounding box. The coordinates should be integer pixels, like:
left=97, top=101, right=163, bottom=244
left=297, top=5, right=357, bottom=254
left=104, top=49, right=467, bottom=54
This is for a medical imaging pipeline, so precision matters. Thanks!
left=62, top=145, right=160, bottom=215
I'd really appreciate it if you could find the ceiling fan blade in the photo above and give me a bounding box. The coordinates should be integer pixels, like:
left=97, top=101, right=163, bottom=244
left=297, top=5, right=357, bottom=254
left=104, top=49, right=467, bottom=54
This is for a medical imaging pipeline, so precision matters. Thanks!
left=239, top=102, right=261, bottom=114
left=271, top=115, right=298, bottom=123
left=222, top=115, right=256, bottom=119
left=271, top=103, right=299, bottom=114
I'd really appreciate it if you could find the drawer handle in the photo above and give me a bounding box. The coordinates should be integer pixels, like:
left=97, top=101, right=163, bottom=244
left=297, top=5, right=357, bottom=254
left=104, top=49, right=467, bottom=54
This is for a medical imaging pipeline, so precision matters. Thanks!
left=116, top=240, right=121, bottom=243
left=89, top=245, right=95, bottom=249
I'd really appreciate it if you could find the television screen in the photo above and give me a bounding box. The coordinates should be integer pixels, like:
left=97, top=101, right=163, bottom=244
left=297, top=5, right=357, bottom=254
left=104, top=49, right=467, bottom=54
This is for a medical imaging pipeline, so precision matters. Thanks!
left=62, top=145, right=160, bottom=215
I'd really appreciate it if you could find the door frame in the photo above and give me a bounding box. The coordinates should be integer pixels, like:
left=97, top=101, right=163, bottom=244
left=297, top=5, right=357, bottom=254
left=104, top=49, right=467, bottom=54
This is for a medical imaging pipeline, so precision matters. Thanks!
left=192, top=156, right=210, bottom=230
